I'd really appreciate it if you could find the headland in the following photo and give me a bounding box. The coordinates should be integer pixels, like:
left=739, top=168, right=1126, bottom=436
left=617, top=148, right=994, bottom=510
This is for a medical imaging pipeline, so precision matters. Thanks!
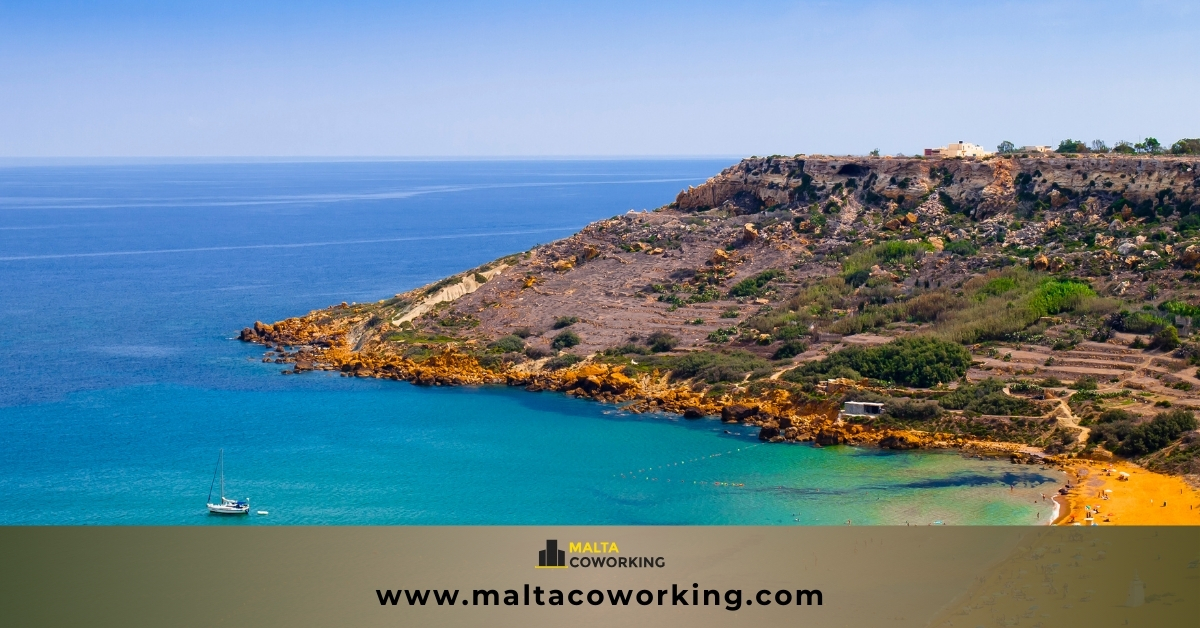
left=242, top=152, right=1200, bottom=524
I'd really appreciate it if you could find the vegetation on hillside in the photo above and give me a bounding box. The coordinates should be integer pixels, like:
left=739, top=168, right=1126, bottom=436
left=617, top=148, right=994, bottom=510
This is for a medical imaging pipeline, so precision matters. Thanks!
left=1088, top=409, right=1197, bottom=457
left=939, top=378, right=1044, bottom=416
left=782, top=337, right=970, bottom=387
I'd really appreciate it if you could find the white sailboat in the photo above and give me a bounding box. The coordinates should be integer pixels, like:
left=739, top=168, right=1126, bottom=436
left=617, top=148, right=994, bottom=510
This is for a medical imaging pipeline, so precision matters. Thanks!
left=206, top=449, right=249, bottom=515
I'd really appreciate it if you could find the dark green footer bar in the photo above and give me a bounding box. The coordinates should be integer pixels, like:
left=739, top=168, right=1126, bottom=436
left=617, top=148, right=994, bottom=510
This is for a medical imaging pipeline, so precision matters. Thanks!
left=2, top=527, right=1196, bottom=627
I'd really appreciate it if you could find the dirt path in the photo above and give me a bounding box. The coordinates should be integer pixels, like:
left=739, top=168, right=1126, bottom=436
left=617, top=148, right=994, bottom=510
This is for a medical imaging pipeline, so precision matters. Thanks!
left=1053, top=393, right=1088, bottom=445
left=1001, top=385, right=1089, bottom=449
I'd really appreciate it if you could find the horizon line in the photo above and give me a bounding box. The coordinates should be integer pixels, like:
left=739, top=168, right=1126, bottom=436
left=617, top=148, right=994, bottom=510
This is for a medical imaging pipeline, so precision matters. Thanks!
left=0, top=155, right=748, bottom=167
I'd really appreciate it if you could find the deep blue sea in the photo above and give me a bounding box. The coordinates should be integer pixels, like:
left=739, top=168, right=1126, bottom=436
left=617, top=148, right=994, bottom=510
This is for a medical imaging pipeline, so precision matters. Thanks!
left=0, top=160, right=1058, bottom=525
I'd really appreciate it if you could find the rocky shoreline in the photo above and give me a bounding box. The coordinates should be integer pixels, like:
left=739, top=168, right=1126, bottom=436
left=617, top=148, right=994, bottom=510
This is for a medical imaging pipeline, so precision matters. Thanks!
left=240, top=316, right=1039, bottom=462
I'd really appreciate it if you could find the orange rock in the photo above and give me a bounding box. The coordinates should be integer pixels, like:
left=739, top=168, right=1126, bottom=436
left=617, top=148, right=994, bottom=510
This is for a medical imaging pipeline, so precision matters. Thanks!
left=1180, top=245, right=1200, bottom=269
left=742, top=223, right=759, bottom=242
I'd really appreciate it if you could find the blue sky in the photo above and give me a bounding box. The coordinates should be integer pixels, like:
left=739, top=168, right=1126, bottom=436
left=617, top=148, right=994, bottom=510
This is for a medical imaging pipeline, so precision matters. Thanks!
left=0, top=1, right=1196, bottom=157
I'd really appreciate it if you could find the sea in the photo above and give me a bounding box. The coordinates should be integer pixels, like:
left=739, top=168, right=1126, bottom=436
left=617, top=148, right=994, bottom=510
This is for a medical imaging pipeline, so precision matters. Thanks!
left=0, top=159, right=1060, bottom=525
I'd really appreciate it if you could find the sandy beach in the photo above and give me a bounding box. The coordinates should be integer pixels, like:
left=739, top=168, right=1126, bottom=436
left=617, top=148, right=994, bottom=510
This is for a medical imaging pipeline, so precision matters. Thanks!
left=1053, top=460, right=1200, bottom=525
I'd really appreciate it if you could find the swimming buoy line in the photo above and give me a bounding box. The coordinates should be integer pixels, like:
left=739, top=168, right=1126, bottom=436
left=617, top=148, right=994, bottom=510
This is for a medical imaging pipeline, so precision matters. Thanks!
left=615, top=444, right=763, bottom=485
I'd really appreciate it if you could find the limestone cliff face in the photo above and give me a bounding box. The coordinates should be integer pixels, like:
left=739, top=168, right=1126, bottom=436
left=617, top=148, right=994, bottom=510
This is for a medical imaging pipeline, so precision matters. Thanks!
left=675, top=155, right=1200, bottom=220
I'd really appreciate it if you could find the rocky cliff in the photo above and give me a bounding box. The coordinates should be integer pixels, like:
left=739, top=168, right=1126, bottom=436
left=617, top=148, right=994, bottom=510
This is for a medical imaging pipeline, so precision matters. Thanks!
left=675, top=154, right=1199, bottom=222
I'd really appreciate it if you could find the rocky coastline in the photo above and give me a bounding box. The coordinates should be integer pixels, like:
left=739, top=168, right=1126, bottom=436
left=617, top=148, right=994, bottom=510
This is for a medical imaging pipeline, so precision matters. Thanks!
left=242, top=153, right=1200, bottom=523
left=241, top=315, right=1033, bottom=460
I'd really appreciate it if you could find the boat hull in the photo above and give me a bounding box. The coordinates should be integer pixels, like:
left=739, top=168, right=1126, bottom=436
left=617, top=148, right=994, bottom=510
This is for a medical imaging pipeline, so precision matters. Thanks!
left=207, top=503, right=250, bottom=515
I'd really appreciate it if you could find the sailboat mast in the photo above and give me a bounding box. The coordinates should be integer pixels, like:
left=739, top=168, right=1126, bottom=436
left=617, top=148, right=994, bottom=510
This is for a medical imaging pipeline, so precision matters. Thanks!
left=219, top=449, right=225, bottom=500
left=207, top=450, right=220, bottom=504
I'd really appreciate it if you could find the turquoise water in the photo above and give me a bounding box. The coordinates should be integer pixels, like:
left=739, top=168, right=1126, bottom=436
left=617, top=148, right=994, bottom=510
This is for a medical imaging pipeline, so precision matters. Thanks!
left=0, top=160, right=1058, bottom=525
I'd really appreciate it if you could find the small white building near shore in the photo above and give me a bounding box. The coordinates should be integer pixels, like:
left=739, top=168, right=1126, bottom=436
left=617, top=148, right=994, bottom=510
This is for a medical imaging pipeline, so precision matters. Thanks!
left=924, top=141, right=992, bottom=158
left=842, top=401, right=884, bottom=417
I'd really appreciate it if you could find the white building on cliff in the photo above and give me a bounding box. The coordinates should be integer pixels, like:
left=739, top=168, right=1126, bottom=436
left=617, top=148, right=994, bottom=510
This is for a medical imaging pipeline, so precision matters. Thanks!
left=924, top=141, right=992, bottom=158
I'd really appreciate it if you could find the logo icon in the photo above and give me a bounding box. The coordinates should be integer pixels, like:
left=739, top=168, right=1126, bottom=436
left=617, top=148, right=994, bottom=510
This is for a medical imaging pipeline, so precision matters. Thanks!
left=536, top=539, right=567, bottom=569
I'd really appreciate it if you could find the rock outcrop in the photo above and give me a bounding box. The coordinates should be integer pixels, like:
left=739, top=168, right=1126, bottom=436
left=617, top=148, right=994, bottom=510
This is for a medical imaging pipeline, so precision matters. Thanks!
left=675, top=154, right=1199, bottom=219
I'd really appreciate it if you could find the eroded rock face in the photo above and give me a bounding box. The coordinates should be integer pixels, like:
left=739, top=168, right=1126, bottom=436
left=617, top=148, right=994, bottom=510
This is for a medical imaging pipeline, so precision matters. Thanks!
left=1180, top=245, right=1200, bottom=268
left=674, top=155, right=1199, bottom=219
left=741, top=223, right=759, bottom=243
left=721, top=404, right=759, bottom=423
left=879, top=432, right=924, bottom=450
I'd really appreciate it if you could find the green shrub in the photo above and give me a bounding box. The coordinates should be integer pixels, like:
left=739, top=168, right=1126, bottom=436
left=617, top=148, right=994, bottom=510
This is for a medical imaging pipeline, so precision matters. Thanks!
left=551, top=330, right=581, bottom=350
left=646, top=331, right=679, bottom=353
left=719, top=307, right=740, bottom=318
left=940, top=378, right=1005, bottom=409
left=783, top=337, right=971, bottom=388
left=552, top=316, right=580, bottom=329
left=874, top=240, right=926, bottom=262
left=939, top=378, right=1043, bottom=416
left=772, top=324, right=808, bottom=341
left=772, top=340, right=809, bottom=359
left=881, top=398, right=943, bottom=422
left=1070, top=376, right=1098, bottom=391
left=1089, top=409, right=1196, bottom=456
left=841, top=241, right=927, bottom=281
left=844, top=268, right=871, bottom=287
left=934, top=271, right=1094, bottom=343
left=1151, top=325, right=1180, bottom=350
left=1158, top=300, right=1200, bottom=317
left=651, top=350, right=770, bottom=383
left=979, top=276, right=1018, bottom=296
left=969, top=393, right=1043, bottom=416
left=1009, top=380, right=1043, bottom=394
left=943, top=240, right=978, bottom=256
left=729, top=269, right=785, bottom=297
left=707, top=327, right=736, bottom=343
left=1056, top=139, right=1088, bottom=153
left=602, top=344, right=649, bottom=357
left=488, top=335, right=526, bottom=353
left=1170, top=138, right=1200, bottom=155
left=1096, top=409, right=1136, bottom=424
left=525, top=346, right=553, bottom=359
left=1026, top=279, right=1095, bottom=317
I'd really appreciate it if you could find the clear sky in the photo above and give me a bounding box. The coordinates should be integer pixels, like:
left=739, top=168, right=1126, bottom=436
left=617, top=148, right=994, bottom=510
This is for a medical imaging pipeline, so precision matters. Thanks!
left=0, top=1, right=1196, bottom=157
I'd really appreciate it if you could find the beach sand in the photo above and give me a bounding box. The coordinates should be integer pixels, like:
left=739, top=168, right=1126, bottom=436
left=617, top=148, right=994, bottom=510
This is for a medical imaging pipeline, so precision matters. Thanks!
left=1053, top=460, right=1200, bottom=525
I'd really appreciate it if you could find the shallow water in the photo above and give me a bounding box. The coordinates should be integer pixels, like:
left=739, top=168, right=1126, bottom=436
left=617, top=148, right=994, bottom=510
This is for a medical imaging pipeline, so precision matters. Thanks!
left=0, top=160, right=1059, bottom=525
